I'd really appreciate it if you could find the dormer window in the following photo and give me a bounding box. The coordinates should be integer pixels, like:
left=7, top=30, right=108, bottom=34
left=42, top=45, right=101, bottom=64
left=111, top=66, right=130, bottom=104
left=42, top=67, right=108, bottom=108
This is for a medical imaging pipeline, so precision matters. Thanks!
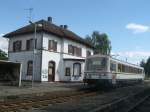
left=48, top=40, right=57, bottom=51
left=13, top=40, right=22, bottom=52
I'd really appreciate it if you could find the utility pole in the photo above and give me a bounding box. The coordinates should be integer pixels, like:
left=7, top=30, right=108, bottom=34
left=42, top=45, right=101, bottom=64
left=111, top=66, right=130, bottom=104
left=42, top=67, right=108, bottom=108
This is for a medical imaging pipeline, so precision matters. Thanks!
left=29, top=21, right=42, bottom=88
left=25, top=8, right=35, bottom=87
left=25, top=8, right=42, bottom=88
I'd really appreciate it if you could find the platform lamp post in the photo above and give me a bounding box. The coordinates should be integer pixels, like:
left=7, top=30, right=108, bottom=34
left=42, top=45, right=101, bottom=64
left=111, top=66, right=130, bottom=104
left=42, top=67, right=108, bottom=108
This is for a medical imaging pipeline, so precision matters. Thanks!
left=29, top=21, right=42, bottom=88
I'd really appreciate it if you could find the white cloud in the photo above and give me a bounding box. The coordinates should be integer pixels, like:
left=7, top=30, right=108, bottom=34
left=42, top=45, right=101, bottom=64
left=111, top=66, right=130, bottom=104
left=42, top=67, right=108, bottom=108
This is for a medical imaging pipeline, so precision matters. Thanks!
left=0, top=33, right=4, bottom=37
left=0, top=34, right=8, bottom=52
left=112, top=51, right=150, bottom=64
left=117, top=51, right=150, bottom=58
left=126, top=23, right=149, bottom=34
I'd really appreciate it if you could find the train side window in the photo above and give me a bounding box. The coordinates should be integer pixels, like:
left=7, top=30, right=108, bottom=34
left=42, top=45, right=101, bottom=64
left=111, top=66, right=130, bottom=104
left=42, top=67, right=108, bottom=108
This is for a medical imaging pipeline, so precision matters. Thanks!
left=110, top=63, right=116, bottom=72
left=125, top=66, right=129, bottom=73
left=122, top=65, right=125, bottom=72
left=118, top=64, right=122, bottom=72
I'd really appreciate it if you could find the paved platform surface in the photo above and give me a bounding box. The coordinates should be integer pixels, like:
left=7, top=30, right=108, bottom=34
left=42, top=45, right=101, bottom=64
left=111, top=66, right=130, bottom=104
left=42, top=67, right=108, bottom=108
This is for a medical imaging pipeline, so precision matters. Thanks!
left=0, top=82, right=86, bottom=100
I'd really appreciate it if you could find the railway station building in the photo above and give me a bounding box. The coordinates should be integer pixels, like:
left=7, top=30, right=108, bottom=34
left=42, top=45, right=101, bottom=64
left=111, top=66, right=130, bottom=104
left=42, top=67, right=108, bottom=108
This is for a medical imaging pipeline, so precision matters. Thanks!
left=4, top=17, right=94, bottom=82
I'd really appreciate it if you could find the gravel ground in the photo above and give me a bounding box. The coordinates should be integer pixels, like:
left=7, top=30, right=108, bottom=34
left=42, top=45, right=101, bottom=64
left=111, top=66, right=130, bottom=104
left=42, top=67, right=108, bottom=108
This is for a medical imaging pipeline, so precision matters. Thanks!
left=23, top=83, right=150, bottom=112
left=0, top=82, right=86, bottom=100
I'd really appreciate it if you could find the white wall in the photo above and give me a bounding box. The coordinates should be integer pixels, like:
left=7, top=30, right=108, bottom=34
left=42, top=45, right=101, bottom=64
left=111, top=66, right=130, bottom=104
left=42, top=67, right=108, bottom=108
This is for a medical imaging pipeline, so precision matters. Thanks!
left=42, top=33, right=62, bottom=52
left=8, top=33, right=43, bottom=81
left=41, top=51, right=61, bottom=81
left=8, top=32, right=94, bottom=82
left=9, top=34, right=42, bottom=52
left=41, top=33, right=62, bottom=81
left=63, top=38, right=93, bottom=58
left=41, top=33, right=93, bottom=82
left=64, top=60, right=85, bottom=81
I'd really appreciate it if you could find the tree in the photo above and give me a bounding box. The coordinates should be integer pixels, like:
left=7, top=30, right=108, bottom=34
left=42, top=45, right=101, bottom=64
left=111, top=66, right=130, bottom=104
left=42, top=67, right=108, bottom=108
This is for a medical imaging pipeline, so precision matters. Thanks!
left=140, top=59, right=146, bottom=68
left=0, top=49, right=8, bottom=60
left=85, top=31, right=111, bottom=55
left=145, top=57, right=150, bottom=76
left=140, top=58, right=150, bottom=76
left=140, top=59, right=146, bottom=74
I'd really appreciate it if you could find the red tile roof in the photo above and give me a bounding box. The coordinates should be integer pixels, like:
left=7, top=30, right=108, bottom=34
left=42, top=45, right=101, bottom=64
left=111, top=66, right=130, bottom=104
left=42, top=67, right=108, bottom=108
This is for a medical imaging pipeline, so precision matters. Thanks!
left=4, top=20, right=94, bottom=48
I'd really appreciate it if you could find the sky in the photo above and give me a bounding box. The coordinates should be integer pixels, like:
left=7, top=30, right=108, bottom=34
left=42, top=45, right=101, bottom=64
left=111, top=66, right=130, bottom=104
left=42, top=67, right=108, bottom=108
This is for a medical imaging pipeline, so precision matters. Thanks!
left=0, top=0, right=150, bottom=64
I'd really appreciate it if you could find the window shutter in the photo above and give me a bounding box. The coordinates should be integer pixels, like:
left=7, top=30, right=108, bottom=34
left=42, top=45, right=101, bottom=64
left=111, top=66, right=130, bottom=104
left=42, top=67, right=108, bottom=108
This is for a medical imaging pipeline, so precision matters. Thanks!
left=13, top=42, right=16, bottom=52
left=35, top=39, right=37, bottom=49
left=26, top=40, right=30, bottom=50
left=79, top=48, right=82, bottom=56
left=19, top=41, right=22, bottom=51
left=73, top=46, right=76, bottom=55
left=54, top=41, right=57, bottom=51
left=48, top=40, right=51, bottom=50
left=68, top=45, right=73, bottom=54
left=31, top=39, right=34, bottom=50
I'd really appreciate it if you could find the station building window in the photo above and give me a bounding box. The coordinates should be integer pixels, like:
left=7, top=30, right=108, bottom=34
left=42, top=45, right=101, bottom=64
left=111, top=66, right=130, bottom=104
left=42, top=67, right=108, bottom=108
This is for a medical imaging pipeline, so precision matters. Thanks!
left=13, top=40, right=22, bottom=52
left=26, top=39, right=37, bottom=51
left=73, top=63, right=81, bottom=76
left=48, top=40, right=57, bottom=52
left=68, top=45, right=82, bottom=57
left=65, top=67, right=71, bottom=76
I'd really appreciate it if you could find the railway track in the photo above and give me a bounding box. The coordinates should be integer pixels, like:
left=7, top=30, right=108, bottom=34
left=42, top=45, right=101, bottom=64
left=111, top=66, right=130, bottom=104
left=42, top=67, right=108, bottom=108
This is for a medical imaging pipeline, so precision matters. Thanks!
left=0, top=90, right=99, bottom=112
left=0, top=84, right=149, bottom=112
left=88, top=87, right=150, bottom=112
left=127, top=95, right=150, bottom=112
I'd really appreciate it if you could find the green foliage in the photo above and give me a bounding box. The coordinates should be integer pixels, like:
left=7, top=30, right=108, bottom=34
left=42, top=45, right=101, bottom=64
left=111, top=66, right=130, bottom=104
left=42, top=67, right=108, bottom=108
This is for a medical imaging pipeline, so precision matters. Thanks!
left=140, top=58, right=150, bottom=77
left=140, top=59, right=146, bottom=68
left=85, top=31, right=111, bottom=55
left=0, top=49, right=8, bottom=60
left=145, top=57, right=150, bottom=76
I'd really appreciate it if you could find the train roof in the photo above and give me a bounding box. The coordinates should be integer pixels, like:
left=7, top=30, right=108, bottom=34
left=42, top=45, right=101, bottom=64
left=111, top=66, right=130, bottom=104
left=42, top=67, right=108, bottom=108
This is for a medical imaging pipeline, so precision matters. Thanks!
left=87, top=54, right=110, bottom=58
left=110, top=58, right=143, bottom=69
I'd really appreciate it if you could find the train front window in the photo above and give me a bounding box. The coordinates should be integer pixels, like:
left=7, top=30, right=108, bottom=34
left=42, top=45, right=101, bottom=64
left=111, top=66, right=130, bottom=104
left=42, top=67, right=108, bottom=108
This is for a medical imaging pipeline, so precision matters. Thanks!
left=86, top=57, right=107, bottom=71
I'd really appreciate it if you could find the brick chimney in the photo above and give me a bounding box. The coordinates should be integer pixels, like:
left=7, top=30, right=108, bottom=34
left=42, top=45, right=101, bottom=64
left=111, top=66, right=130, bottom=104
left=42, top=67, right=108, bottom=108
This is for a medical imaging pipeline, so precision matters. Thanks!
left=64, top=25, right=68, bottom=29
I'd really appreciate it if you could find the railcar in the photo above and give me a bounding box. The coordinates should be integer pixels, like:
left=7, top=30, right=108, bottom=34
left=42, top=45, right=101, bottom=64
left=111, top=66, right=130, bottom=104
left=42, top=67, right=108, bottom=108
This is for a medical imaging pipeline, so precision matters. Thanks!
left=84, top=55, right=145, bottom=86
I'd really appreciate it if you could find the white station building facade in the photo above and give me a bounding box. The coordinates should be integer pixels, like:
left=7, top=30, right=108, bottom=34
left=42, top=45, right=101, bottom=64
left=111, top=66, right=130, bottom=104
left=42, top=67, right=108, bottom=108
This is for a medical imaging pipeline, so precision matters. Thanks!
left=4, top=17, right=94, bottom=82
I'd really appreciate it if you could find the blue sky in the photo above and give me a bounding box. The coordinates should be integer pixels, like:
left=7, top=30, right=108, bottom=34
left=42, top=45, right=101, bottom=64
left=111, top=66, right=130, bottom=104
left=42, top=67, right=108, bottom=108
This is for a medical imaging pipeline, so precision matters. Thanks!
left=0, top=0, right=150, bottom=64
